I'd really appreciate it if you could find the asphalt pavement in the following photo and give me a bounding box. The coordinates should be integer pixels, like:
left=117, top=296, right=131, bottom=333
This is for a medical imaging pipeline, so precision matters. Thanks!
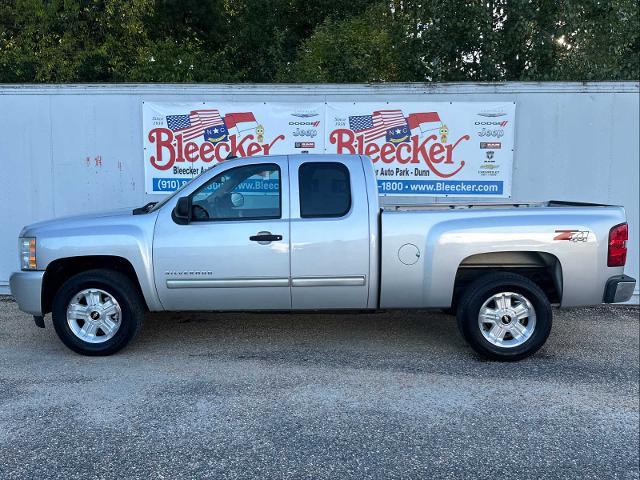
left=0, top=298, right=638, bottom=480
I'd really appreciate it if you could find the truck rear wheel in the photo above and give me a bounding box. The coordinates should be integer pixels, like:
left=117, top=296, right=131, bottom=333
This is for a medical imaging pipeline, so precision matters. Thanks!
left=456, top=272, right=552, bottom=361
left=51, top=269, right=144, bottom=356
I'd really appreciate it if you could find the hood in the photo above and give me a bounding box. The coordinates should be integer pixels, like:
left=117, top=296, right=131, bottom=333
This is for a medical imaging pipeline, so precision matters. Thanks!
left=20, top=208, right=136, bottom=237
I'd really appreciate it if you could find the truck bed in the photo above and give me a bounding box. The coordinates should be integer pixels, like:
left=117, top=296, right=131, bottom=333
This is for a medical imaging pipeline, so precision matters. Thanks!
left=378, top=200, right=627, bottom=309
left=381, top=200, right=618, bottom=212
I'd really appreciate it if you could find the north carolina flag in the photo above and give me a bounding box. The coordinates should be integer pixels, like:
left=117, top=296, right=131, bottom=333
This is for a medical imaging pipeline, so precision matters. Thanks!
left=224, top=112, right=258, bottom=136
left=406, top=112, right=441, bottom=134
left=204, top=123, right=228, bottom=144
left=385, top=124, right=411, bottom=144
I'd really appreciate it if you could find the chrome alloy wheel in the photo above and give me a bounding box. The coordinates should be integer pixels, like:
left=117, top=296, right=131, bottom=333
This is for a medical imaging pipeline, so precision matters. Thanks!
left=66, top=288, right=122, bottom=343
left=477, top=292, right=536, bottom=348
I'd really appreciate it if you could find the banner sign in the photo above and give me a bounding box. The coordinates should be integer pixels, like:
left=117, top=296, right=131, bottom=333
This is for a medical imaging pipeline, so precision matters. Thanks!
left=143, top=101, right=515, bottom=196
left=143, top=102, right=324, bottom=193
left=326, top=102, right=515, bottom=197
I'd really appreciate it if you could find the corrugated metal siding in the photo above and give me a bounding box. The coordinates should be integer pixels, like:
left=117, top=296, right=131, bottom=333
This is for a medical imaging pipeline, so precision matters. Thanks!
left=1, top=82, right=638, bottom=302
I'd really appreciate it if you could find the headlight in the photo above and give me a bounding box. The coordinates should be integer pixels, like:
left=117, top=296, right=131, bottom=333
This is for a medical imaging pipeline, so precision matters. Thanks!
left=20, top=237, right=36, bottom=270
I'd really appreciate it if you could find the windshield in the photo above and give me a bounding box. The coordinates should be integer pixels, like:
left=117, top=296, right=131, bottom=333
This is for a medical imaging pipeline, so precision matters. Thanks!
left=148, top=167, right=215, bottom=213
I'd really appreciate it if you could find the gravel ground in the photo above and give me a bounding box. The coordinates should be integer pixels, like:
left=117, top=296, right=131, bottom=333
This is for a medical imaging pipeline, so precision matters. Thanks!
left=0, top=298, right=638, bottom=480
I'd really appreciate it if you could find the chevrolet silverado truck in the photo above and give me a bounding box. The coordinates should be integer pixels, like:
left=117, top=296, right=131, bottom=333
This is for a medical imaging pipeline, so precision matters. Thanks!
left=10, top=154, right=635, bottom=360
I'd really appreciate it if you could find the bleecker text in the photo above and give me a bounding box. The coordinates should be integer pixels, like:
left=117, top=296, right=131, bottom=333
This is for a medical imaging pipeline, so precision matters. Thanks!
left=329, top=129, right=469, bottom=178
left=148, top=128, right=285, bottom=170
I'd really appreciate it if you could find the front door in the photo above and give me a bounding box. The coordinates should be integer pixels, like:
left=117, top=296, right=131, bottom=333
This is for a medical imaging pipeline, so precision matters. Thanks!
left=153, top=157, right=291, bottom=311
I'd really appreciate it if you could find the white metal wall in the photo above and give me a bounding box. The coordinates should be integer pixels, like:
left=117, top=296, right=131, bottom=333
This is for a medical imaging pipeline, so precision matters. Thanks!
left=1, top=82, right=638, bottom=302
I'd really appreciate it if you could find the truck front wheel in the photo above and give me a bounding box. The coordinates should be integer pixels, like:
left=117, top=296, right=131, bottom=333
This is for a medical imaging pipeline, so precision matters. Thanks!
left=51, top=269, right=144, bottom=356
left=456, top=272, right=552, bottom=361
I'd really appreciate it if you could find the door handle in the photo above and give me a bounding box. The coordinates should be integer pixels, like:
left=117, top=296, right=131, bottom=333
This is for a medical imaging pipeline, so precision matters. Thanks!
left=249, top=231, right=283, bottom=243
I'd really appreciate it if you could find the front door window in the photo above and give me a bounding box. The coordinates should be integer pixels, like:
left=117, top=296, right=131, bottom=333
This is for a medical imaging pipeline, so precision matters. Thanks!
left=191, top=163, right=281, bottom=221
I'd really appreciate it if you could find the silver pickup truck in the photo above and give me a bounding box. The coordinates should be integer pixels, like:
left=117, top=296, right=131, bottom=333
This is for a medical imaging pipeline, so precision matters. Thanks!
left=10, top=154, right=635, bottom=360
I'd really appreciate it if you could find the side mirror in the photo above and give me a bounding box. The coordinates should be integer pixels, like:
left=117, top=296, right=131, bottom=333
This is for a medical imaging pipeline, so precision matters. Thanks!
left=172, top=196, right=191, bottom=224
left=230, top=192, right=245, bottom=208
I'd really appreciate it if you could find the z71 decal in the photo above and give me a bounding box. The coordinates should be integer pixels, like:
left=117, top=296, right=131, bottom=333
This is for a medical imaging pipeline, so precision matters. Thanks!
left=554, top=230, right=589, bottom=242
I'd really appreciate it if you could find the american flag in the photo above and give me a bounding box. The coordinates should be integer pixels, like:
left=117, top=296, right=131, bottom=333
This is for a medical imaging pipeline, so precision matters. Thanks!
left=166, top=109, right=224, bottom=141
left=348, top=110, right=407, bottom=142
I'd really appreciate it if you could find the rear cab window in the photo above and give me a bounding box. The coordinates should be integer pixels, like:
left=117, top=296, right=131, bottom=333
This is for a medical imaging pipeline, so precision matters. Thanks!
left=298, top=162, right=351, bottom=218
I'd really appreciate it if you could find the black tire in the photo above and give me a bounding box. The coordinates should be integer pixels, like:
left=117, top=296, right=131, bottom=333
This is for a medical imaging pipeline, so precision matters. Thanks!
left=51, top=269, right=144, bottom=356
left=456, top=272, right=552, bottom=361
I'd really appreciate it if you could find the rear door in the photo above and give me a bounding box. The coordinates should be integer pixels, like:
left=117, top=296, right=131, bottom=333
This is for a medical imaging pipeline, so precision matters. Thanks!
left=153, top=156, right=291, bottom=311
left=289, top=155, right=371, bottom=309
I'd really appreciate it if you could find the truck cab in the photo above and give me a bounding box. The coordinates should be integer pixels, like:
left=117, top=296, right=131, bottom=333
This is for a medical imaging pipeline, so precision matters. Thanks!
left=152, top=154, right=378, bottom=311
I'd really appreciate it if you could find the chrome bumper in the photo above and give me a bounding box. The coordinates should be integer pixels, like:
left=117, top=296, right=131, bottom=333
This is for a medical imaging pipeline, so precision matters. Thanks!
left=9, top=271, right=44, bottom=316
left=603, top=275, right=636, bottom=303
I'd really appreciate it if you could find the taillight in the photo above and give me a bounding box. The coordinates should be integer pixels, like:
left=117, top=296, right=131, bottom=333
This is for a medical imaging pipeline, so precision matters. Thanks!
left=607, top=223, right=628, bottom=267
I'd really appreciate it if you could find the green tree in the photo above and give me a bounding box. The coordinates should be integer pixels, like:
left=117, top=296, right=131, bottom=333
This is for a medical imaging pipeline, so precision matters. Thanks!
left=128, top=0, right=235, bottom=82
left=288, top=0, right=639, bottom=82
left=0, top=0, right=637, bottom=83
left=222, top=0, right=376, bottom=82
left=0, top=0, right=153, bottom=82
left=286, top=4, right=400, bottom=82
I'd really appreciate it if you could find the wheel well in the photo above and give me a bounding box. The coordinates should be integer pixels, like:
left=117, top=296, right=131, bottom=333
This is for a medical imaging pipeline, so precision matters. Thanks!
left=452, top=251, right=562, bottom=306
left=42, top=256, right=148, bottom=314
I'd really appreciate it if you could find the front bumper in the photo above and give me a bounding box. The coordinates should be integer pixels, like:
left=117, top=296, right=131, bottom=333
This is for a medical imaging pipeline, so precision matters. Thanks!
left=9, top=271, right=44, bottom=316
left=603, top=275, right=636, bottom=303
